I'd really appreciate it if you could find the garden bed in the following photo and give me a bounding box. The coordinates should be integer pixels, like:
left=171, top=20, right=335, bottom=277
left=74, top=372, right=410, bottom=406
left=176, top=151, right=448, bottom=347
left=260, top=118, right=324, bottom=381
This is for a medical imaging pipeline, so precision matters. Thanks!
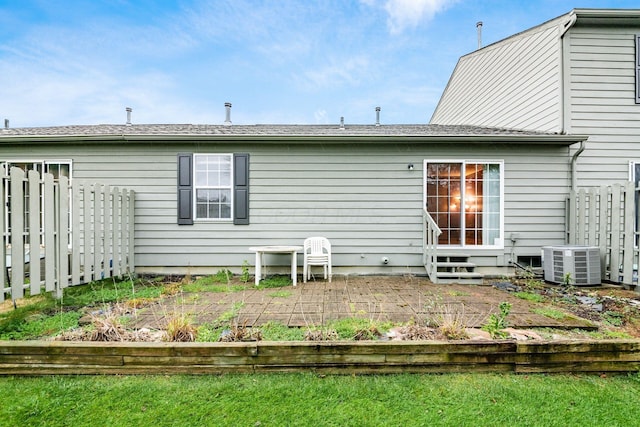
left=1, top=339, right=640, bottom=375
left=1, top=273, right=640, bottom=376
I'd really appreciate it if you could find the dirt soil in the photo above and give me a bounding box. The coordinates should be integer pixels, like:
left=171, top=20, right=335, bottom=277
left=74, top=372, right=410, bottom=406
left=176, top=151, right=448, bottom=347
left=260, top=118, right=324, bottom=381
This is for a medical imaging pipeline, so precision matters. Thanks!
left=509, top=278, right=640, bottom=338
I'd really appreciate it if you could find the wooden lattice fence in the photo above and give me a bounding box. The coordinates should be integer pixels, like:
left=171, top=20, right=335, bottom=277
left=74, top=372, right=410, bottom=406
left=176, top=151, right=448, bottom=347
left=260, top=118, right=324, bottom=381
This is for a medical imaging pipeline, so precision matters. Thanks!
left=1, top=167, right=135, bottom=301
left=568, top=182, right=638, bottom=286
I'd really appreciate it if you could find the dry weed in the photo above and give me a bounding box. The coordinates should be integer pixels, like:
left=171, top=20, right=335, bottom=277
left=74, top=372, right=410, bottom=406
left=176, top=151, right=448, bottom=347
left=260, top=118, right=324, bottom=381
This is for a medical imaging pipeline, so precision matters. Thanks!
left=431, top=303, right=470, bottom=340
left=90, top=314, right=126, bottom=341
left=304, top=329, right=338, bottom=341
left=165, top=312, right=198, bottom=342
left=219, top=320, right=262, bottom=342
left=396, top=324, right=438, bottom=340
left=353, top=326, right=383, bottom=341
left=162, top=282, right=182, bottom=296
left=124, top=297, right=155, bottom=309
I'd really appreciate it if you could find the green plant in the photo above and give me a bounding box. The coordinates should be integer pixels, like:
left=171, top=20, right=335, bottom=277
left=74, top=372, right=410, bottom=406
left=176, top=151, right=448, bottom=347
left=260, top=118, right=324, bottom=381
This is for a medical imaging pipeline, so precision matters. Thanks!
left=240, top=260, right=251, bottom=283
left=213, top=302, right=245, bottom=326
left=256, top=275, right=292, bottom=288
left=514, top=291, right=545, bottom=303
left=181, top=280, right=247, bottom=293
left=260, top=321, right=306, bottom=341
left=603, top=311, right=624, bottom=327
left=481, top=301, right=511, bottom=339
left=267, top=290, right=292, bottom=298
left=0, top=310, right=81, bottom=340
left=562, top=272, right=573, bottom=287
left=531, top=307, right=569, bottom=320
left=63, top=277, right=165, bottom=307
left=447, top=290, right=470, bottom=297
left=602, top=330, right=633, bottom=339
left=212, top=269, right=233, bottom=283
left=328, top=317, right=393, bottom=340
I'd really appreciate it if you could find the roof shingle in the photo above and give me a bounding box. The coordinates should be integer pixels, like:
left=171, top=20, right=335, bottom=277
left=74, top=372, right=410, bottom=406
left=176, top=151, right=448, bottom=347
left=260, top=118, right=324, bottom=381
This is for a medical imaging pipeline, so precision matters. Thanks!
left=0, top=123, right=555, bottom=137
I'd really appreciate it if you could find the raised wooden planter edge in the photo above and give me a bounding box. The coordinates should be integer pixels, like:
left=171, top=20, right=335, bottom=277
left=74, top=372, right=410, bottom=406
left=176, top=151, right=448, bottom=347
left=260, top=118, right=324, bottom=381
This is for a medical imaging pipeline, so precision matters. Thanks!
left=1, top=339, right=639, bottom=375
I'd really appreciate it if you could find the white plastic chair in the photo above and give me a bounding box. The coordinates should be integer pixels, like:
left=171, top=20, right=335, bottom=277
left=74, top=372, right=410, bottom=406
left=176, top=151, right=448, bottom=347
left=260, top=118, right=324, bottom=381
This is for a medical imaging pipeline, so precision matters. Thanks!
left=303, top=237, right=332, bottom=283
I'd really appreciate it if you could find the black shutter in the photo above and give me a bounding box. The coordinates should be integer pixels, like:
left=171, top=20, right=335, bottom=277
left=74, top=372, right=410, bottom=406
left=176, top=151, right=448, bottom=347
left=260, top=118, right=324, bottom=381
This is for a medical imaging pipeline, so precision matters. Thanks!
left=636, top=34, right=640, bottom=104
left=233, top=153, right=250, bottom=225
left=177, top=153, right=193, bottom=225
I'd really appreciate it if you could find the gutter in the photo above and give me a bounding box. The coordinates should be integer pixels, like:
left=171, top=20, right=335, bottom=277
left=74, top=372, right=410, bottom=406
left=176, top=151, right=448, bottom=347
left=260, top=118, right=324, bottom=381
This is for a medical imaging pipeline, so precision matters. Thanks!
left=0, top=134, right=589, bottom=146
left=560, top=10, right=578, bottom=38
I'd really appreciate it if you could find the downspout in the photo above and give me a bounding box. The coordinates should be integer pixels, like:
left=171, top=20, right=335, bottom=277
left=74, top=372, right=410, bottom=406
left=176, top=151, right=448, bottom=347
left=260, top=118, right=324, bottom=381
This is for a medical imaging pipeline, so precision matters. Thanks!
left=561, top=10, right=582, bottom=192
left=567, top=139, right=585, bottom=245
left=571, top=140, right=585, bottom=192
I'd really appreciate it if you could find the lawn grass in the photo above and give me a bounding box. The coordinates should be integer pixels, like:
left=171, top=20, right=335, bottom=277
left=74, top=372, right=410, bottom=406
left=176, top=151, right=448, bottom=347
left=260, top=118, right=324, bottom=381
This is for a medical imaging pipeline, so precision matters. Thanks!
left=1, top=373, right=639, bottom=426
left=0, top=277, right=168, bottom=340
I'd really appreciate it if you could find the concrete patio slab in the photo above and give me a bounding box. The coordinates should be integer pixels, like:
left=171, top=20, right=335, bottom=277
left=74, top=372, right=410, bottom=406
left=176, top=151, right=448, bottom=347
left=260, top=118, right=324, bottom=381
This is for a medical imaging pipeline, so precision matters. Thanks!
left=130, top=275, right=597, bottom=331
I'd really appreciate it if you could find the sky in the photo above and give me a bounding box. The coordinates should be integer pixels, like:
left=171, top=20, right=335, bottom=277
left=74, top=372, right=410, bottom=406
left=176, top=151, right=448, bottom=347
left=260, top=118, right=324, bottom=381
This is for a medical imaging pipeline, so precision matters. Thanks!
left=0, top=0, right=639, bottom=128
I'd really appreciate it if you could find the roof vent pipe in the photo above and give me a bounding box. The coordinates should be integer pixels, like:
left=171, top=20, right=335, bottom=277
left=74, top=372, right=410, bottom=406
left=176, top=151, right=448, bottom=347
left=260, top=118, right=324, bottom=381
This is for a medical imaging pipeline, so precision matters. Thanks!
left=340, top=116, right=345, bottom=130
left=3, top=119, right=8, bottom=129
left=476, top=21, right=483, bottom=49
left=375, top=106, right=381, bottom=126
left=224, top=102, right=232, bottom=126
left=125, top=107, right=132, bottom=126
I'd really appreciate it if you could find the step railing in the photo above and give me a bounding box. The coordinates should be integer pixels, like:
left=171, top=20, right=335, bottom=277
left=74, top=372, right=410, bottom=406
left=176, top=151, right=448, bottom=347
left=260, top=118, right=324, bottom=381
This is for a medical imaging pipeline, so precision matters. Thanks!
left=422, top=208, right=442, bottom=283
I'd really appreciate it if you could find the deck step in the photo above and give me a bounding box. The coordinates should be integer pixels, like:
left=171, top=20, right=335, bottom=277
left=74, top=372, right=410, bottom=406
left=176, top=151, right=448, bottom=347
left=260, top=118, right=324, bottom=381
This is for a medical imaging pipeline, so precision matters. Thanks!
left=436, top=272, right=484, bottom=279
left=435, top=271, right=485, bottom=285
left=425, top=252, right=485, bottom=284
left=436, top=261, right=477, bottom=270
left=437, top=254, right=472, bottom=262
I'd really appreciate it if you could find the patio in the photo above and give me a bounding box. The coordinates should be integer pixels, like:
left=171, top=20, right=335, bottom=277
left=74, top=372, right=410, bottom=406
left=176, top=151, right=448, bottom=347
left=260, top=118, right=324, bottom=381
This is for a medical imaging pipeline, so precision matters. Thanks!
left=131, top=275, right=596, bottom=330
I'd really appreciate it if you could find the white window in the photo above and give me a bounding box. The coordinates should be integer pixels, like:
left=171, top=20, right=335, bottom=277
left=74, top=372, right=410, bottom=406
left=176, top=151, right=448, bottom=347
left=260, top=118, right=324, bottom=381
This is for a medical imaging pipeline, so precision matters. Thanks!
left=424, top=160, right=503, bottom=248
left=631, top=162, right=640, bottom=189
left=1, top=160, right=72, bottom=243
left=193, top=154, right=233, bottom=220
left=630, top=162, right=640, bottom=243
left=2, top=160, right=71, bottom=180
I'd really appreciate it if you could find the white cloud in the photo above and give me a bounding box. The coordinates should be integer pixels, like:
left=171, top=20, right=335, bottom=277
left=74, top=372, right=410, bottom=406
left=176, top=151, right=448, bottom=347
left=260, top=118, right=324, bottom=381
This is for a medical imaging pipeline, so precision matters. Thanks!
left=383, top=0, right=457, bottom=34
left=183, top=0, right=316, bottom=60
left=297, top=55, right=372, bottom=90
left=314, top=109, right=329, bottom=124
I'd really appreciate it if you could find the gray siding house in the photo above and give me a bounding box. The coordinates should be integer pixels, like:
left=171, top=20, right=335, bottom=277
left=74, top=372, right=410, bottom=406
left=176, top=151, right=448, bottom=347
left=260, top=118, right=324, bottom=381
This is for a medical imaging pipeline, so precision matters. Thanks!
left=0, top=122, right=585, bottom=281
left=431, top=8, right=640, bottom=189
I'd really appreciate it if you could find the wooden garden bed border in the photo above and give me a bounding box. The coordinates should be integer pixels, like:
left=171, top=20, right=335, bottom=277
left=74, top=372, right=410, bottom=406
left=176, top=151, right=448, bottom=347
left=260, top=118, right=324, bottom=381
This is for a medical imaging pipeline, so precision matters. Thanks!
left=0, top=339, right=639, bottom=375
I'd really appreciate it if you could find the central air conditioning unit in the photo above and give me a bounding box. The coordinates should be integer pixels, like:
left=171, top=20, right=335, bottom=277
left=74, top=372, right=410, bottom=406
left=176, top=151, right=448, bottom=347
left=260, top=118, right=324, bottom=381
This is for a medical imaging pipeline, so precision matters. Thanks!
left=542, top=246, right=601, bottom=286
